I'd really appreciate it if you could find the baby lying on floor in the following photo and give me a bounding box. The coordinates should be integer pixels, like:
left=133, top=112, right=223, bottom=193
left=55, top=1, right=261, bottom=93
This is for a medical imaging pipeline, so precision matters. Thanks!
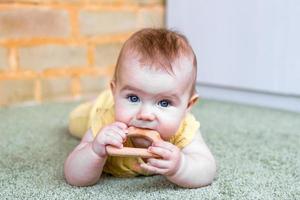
left=64, top=28, right=216, bottom=188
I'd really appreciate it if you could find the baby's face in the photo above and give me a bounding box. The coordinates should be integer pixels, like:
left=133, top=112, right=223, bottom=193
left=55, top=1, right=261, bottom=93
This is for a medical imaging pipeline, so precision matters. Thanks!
left=111, top=56, right=196, bottom=141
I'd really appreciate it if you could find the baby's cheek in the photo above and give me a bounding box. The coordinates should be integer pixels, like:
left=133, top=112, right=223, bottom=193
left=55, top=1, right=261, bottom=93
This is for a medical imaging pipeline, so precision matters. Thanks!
left=115, top=107, right=127, bottom=122
left=158, top=116, right=182, bottom=140
left=114, top=104, right=133, bottom=124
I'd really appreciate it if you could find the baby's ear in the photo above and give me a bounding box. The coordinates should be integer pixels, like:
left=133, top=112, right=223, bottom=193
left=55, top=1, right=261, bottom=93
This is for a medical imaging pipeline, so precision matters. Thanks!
left=110, top=80, right=116, bottom=93
left=186, top=94, right=199, bottom=112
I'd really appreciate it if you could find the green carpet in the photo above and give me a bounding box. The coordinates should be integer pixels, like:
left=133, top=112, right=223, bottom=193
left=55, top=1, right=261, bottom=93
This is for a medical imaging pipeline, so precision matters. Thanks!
left=0, top=100, right=299, bottom=199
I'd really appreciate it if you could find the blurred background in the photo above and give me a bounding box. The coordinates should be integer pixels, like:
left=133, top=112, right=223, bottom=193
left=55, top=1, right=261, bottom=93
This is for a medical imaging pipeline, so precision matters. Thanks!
left=0, top=0, right=299, bottom=112
left=0, top=0, right=165, bottom=106
left=168, top=0, right=300, bottom=112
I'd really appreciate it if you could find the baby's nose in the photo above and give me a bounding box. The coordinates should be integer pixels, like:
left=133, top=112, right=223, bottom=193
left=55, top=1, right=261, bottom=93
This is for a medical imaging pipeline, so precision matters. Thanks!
left=136, top=105, right=155, bottom=121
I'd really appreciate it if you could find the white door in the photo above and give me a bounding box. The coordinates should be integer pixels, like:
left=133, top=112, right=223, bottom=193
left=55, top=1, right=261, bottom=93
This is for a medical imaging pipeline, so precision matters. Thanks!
left=167, top=0, right=300, bottom=112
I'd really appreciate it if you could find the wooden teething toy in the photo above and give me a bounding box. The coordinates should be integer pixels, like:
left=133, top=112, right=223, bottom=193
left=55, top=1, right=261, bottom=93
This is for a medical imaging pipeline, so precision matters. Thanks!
left=106, top=126, right=162, bottom=158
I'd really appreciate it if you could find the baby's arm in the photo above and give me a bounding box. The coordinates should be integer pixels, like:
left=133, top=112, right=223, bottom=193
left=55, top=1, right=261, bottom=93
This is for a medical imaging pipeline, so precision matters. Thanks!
left=166, top=131, right=216, bottom=188
left=141, top=131, right=216, bottom=188
left=64, top=122, right=127, bottom=186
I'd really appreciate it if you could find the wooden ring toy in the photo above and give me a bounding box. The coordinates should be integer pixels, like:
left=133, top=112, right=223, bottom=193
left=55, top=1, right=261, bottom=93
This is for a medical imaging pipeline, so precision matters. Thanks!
left=106, top=126, right=162, bottom=158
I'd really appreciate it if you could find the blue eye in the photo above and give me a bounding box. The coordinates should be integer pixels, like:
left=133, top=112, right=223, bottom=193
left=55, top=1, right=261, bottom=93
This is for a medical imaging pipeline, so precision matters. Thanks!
left=158, top=100, right=171, bottom=107
left=127, top=95, right=140, bottom=103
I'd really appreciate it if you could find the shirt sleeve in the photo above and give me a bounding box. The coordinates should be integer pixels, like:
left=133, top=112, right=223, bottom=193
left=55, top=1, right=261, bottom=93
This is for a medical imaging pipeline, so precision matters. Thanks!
left=88, top=89, right=115, bottom=138
left=169, top=113, right=200, bottom=149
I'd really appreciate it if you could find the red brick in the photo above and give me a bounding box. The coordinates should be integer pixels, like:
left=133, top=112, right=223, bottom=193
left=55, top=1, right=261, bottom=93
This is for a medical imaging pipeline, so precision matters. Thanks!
left=0, top=79, right=35, bottom=106
left=87, top=0, right=164, bottom=5
left=138, top=8, right=165, bottom=28
left=134, top=0, right=165, bottom=5
left=79, top=10, right=137, bottom=36
left=94, top=43, right=122, bottom=67
left=0, top=8, right=70, bottom=39
left=41, top=78, right=71, bottom=100
left=0, top=47, right=8, bottom=70
left=80, top=75, right=109, bottom=96
left=19, top=45, right=87, bottom=70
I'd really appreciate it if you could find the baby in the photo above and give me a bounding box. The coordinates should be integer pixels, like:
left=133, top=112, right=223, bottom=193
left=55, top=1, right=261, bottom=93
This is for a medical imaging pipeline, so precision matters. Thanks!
left=64, top=28, right=216, bottom=188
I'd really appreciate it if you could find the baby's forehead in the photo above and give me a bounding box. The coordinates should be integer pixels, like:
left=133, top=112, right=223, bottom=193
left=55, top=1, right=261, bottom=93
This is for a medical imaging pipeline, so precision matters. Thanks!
left=120, top=54, right=194, bottom=75
left=118, top=56, right=195, bottom=92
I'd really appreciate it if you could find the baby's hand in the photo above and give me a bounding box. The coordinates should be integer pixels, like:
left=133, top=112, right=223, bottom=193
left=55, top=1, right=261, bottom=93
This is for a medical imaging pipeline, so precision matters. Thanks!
left=92, top=122, right=128, bottom=158
left=140, top=140, right=182, bottom=176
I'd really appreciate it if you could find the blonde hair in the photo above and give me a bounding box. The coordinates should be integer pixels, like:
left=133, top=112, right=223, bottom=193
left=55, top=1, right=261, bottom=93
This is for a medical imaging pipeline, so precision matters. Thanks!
left=113, top=28, right=197, bottom=95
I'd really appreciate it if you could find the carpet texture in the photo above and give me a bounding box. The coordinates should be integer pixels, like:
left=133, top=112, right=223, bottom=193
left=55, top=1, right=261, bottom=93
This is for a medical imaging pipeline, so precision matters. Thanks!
left=0, top=100, right=299, bottom=199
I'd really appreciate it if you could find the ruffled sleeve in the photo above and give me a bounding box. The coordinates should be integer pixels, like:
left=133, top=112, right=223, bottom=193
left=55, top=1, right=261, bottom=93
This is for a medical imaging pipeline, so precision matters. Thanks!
left=88, top=89, right=115, bottom=138
left=169, top=113, right=200, bottom=149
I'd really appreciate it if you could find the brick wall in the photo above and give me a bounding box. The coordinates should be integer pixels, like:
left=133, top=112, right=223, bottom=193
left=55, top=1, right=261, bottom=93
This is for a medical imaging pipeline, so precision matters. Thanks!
left=0, top=0, right=165, bottom=106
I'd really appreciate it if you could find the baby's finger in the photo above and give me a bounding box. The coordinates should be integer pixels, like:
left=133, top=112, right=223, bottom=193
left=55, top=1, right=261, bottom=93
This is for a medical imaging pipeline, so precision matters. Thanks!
left=152, top=140, right=177, bottom=151
left=147, top=158, right=169, bottom=169
left=108, top=126, right=127, bottom=141
left=113, top=121, right=128, bottom=130
left=106, top=131, right=124, bottom=144
left=105, top=137, right=123, bottom=148
left=140, top=163, right=168, bottom=175
left=148, top=146, right=172, bottom=160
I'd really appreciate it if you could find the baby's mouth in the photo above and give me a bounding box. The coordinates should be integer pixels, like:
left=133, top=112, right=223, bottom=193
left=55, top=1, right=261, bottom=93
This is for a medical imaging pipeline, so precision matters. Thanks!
left=131, top=125, right=155, bottom=131
left=128, top=120, right=157, bottom=130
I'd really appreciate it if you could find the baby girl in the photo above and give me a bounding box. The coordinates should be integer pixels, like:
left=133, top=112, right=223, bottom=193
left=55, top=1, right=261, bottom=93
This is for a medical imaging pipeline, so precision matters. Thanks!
left=64, top=28, right=216, bottom=188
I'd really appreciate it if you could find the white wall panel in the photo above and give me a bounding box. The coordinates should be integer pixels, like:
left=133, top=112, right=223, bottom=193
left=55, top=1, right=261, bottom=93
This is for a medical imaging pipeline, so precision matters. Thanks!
left=167, top=0, right=300, bottom=96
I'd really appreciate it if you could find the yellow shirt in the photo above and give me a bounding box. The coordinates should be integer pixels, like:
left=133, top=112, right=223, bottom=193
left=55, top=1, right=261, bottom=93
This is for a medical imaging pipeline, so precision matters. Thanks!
left=88, top=89, right=200, bottom=177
